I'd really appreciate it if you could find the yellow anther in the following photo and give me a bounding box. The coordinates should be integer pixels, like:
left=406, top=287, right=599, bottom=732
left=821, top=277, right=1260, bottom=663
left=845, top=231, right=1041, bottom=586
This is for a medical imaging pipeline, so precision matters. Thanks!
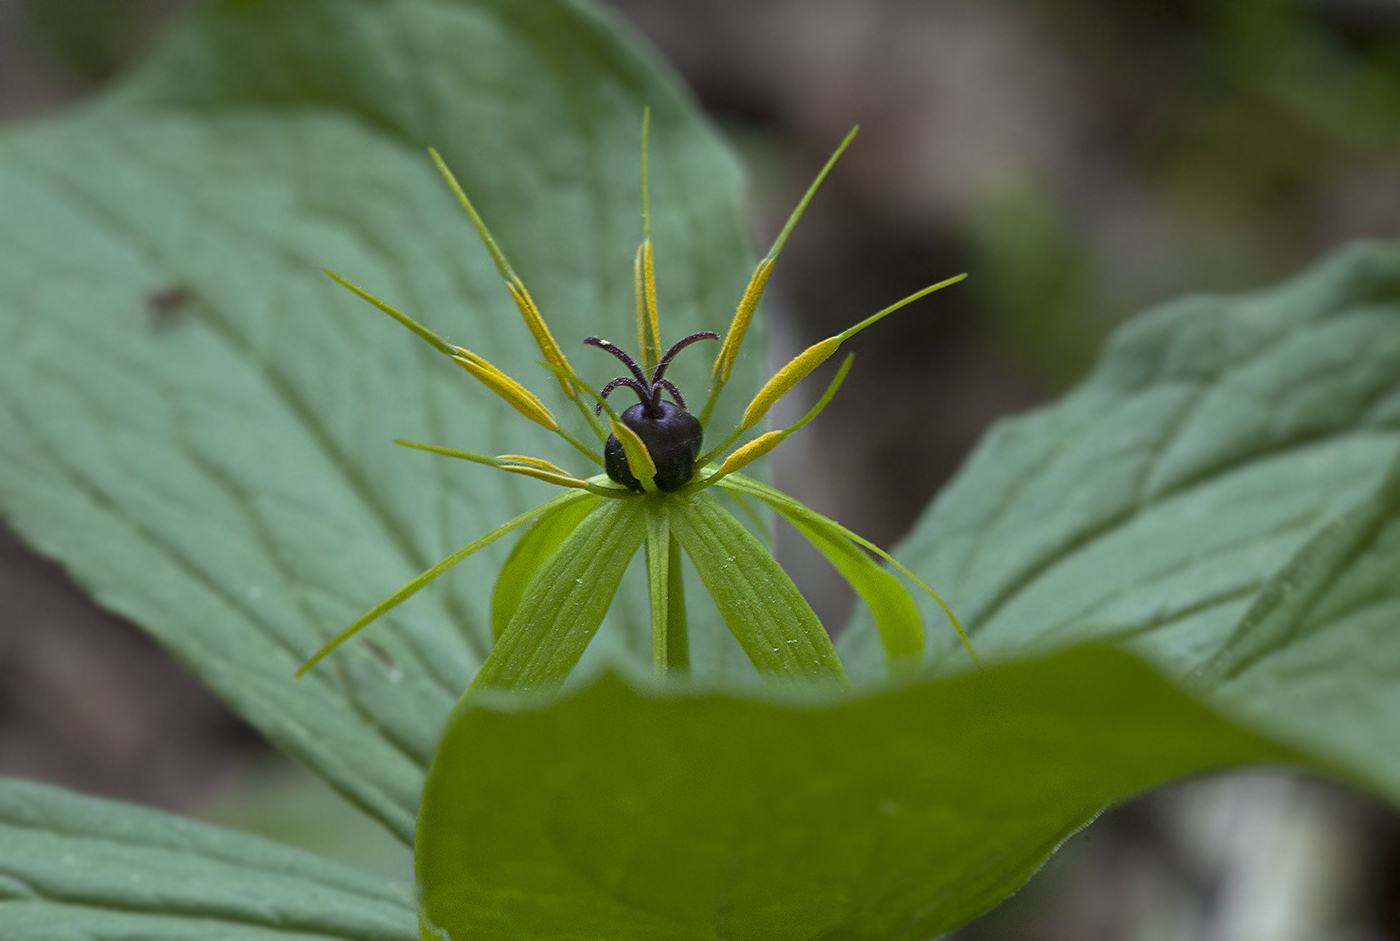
left=499, top=465, right=591, bottom=489
left=718, top=430, right=786, bottom=477
left=506, top=280, right=576, bottom=399
left=451, top=350, right=558, bottom=430
left=609, top=418, right=657, bottom=490
left=740, top=335, right=841, bottom=431
left=713, top=259, right=773, bottom=383
left=638, top=240, right=661, bottom=371
left=496, top=454, right=570, bottom=475
left=634, top=246, right=648, bottom=371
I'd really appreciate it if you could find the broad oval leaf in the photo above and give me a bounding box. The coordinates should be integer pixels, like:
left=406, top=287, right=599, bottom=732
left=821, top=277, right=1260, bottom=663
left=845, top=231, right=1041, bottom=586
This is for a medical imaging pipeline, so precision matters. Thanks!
left=842, top=241, right=1400, bottom=679
left=416, top=647, right=1289, bottom=941
left=1202, top=455, right=1400, bottom=802
left=0, top=777, right=415, bottom=941
left=0, top=0, right=757, bottom=842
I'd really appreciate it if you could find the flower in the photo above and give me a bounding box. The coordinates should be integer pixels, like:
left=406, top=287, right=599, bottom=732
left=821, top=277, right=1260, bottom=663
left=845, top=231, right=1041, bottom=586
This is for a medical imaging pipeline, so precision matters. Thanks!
left=298, top=117, right=973, bottom=692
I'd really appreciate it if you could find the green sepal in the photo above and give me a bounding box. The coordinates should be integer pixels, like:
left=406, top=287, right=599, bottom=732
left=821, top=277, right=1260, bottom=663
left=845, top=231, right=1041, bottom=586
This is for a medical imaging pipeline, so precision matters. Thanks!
left=472, top=497, right=647, bottom=693
left=665, top=534, right=689, bottom=673
left=493, top=495, right=601, bottom=640
left=297, top=489, right=591, bottom=677
left=670, top=492, right=847, bottom=683
left=643, top=500, right=672, bottom=672
left=720, top=474, right=925, bottom=669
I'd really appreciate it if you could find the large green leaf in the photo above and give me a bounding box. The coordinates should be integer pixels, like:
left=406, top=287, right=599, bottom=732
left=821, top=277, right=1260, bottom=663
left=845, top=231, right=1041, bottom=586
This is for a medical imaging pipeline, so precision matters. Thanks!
left=417, top=646, right=1289, bottom=941
left=413, top=243, right=1400, bottom=936
left=0, top=0, right=758, bottom=842
left=1203, top=456, right=1400, bottom=799
left=0, top=777, right=415, bottom=940
left=841, top=241, right=1400, bottom=679
left=417, top=440, right=1400, bottom=938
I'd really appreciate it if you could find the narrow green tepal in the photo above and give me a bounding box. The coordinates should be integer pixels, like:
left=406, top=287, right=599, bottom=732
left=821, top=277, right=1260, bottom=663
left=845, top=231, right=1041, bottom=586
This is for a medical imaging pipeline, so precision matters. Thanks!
left=472, top=497, right=647, bottom=694
left=492, top=496, right=600, bottom=640
left=670, top=492, right=848, bottom=683
left=416, top=646, right=1292, bottom=941
left=643, top=501, right=674, bottom=672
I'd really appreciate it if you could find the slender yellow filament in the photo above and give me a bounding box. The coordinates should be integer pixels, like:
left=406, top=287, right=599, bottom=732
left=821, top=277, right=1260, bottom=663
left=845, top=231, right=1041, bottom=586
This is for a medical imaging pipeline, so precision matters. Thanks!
left=499, top=465, right=591, bottom=489
left=451, top=350, right=558, bottom=430
left=641, top=240, right=661, bottom=371
left=634, top=245, right=649, bottom=372
left=506, top=281, right=576, bottom=399
left=718, top=430, right=786, bottom=476
left=496, top=454, right=570, bottom=475
left=740, top=336, right=840, bottom=431
left=713, top=259, right=773, bottom=383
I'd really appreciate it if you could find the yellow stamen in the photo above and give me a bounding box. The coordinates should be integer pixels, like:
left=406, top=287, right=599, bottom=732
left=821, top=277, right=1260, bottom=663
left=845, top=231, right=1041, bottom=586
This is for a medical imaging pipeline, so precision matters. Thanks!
left=740, top=336, right=840, bottom=431
left=717, top=430, right=786, bottom=476
left=610, top=418, right=658, bottom=491
left=427, top=150, right=579, bottom=400
left=499, top=465, right=591, bottom=489
left=496, top=454, right=570, bottom=475
left=736, top=275, right=965, bottom=432
left=635, top=108, right=661, bottom=372
left=640, top=240, right=661, bottom=371
left=713, top=259, right=773, bottom=383
left=451, top=350, right=558, bottom=430
left=505, top=281, right=576, bottom=399
left=634, top=245, right=649, bottom=371
left=712, top=127, right=859, bottom=386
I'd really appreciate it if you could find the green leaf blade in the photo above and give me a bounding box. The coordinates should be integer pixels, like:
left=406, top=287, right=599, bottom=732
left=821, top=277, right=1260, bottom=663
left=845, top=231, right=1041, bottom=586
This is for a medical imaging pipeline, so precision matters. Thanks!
left=0, top=0, right=758, bottom=842
left=0, top=777, right=416, bottom=941
left=843, top=241, right=1400, bottom=680
left=415, top=647, right=1289, bottom=941
left=1203, top=455, right=1400, bottom=803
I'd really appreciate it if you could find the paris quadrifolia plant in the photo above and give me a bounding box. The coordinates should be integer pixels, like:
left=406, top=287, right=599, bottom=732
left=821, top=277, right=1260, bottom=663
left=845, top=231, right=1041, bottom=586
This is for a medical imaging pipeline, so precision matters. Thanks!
left=297, top=114, right=974, bottom=693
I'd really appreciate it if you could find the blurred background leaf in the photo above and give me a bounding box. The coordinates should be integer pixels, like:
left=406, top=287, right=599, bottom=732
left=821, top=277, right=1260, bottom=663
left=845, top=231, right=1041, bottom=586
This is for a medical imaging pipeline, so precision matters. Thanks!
left=0, top=0, right=758, bottom=845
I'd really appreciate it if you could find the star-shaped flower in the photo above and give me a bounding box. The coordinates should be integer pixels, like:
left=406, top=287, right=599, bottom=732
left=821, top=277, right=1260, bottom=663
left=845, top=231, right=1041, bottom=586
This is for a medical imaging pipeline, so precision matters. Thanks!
left=298, top=117, right=973, bottom=692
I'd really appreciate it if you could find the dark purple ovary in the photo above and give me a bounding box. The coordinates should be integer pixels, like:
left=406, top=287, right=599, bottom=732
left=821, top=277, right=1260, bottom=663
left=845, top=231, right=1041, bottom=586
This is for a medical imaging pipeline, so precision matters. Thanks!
left=605, top=400, right=703, bottom=492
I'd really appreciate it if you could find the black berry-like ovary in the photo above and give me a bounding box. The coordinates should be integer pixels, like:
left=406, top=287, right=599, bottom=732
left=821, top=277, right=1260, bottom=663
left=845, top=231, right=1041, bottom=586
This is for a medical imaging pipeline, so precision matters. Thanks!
left=605, top=400, right=703, bottom=492
left=585, top=331, right=718, bottom=493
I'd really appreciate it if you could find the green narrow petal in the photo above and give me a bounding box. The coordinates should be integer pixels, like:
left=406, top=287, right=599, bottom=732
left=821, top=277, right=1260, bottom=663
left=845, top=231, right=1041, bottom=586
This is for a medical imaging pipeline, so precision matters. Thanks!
left=666, top=534, right=689, bottom=674
left=492, top=495, right=601, bottom=640
left=721, top=473, right=973, bottom=662
left=472, top=497, right=647, bottom=693
left=723, top=487, right=774, bottom=546
left=670, top=492, right=847, bottom=683
left=644, top=501, right=671, bottom=673
left=297, top=491, right=590, bottom=676
left=720, top=478, right=923, bottom=666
